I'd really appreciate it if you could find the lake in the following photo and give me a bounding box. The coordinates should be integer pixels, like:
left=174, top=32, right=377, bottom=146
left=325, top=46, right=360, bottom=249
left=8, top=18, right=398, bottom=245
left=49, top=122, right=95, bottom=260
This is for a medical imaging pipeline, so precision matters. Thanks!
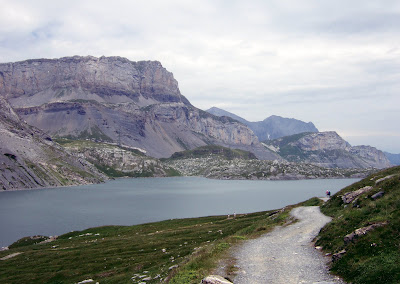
left=0, top=177, right=358, bottom=247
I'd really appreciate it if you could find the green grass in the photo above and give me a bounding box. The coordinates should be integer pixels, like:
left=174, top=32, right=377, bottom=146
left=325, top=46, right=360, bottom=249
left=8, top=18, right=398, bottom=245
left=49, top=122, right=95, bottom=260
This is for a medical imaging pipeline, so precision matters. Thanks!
left=0, top=206, right=292, bottom=284
left=316, top=166, right=400, bottom=284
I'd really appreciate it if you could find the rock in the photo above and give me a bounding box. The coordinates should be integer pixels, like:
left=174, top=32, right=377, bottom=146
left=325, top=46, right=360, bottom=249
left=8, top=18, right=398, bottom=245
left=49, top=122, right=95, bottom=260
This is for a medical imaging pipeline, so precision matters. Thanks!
left=169, top=264, right=178, bottom=270
left=344, top=222, right=388, bottom=244
left=375, top=175, right=396, bottom=185
left=342, top=186, right=373, bottom=204
left=201, top=275, right=233, bottom=284
left=76, top=279, right=94, bottom=284
left=332, top=249, right=347, bottom=262
left=371, top=191, right=385, bottom=200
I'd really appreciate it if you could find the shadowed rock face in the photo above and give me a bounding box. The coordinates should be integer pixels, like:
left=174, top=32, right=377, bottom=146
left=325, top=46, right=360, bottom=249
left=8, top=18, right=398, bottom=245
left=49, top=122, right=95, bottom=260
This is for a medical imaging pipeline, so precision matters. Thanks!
left=0, top=56, right=279, bottom=160
left=0, top=97, right=107, bottom=190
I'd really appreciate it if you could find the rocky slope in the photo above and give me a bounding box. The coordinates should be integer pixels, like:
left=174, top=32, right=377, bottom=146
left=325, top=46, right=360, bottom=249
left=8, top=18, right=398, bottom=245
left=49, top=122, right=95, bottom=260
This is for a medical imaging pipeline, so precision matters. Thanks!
left=206, top=107, right=319, bottom=140
left=0, top=97, right=107, bottom=190
left=263, top=131, right=391, bottom=169
left=0, top=56, right=278, bottom=160
left=163, top=146, right=374, bottom=180
left=58, top=139, right=180, bottom=178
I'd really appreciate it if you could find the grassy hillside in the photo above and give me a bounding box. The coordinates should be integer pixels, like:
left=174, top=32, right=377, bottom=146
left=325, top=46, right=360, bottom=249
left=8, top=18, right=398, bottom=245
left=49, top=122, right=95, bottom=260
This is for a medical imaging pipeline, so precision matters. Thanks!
left=0, top=206, right=293, bottom=284
left=317, top=166, right=400, bottom=283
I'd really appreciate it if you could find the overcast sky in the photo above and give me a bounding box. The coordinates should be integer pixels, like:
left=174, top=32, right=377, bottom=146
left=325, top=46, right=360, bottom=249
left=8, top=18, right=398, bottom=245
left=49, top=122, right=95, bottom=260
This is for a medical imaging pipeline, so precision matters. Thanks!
left=1, top=0, right=399, bottom=152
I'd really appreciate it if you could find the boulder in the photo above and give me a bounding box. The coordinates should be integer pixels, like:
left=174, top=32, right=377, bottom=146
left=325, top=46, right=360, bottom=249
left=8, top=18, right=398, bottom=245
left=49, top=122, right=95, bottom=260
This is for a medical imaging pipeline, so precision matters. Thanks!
left=344, top=222, right=388, bottom=244
left=342, top=186, right=373, bottom=204
left=371, top=191, right=385, bottom=200
left=201, top=275, right=233, bottom=284
left=332, top=249, right=346, bottom=262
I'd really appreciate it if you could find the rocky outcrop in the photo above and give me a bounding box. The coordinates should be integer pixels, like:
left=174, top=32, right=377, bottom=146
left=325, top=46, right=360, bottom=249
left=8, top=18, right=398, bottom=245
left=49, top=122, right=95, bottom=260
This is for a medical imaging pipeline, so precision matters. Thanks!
left=264, top=131, right=392, bottom=169
left=201, top=275, right=233, bottom=284
left=0, top=56, right=277, bottom=160
left=341, top=186, right=373, bottom=204
left=0, top=97, right=107, bottom=190
left=344, top=222, right=388, bottom=244
left=61, top=140, right=180, bottom=177
left=206, top=107, right=318, bottom=140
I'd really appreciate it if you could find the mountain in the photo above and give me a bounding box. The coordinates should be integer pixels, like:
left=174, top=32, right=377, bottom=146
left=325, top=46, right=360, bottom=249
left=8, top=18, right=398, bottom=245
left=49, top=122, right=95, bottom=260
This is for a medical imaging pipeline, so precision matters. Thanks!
left=206, top=107, right=318, bottom=140
left=384, top=152, right=400, bottom=165
left=0, top=97, right=107, bottom=190
left=0, top=56, right=278, bottom=160
left=263, top=131, right=391, bottom=169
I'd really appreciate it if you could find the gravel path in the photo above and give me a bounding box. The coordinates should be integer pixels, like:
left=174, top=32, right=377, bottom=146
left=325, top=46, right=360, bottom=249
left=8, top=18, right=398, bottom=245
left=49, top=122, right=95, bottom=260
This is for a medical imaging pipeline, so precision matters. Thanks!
left=233, top=206, right=344, bottom=284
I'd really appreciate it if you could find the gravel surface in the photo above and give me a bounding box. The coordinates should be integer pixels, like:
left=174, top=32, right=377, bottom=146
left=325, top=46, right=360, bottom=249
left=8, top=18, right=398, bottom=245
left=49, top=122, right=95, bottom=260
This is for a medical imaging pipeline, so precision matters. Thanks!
left=233, top=206, right=344, bottom=284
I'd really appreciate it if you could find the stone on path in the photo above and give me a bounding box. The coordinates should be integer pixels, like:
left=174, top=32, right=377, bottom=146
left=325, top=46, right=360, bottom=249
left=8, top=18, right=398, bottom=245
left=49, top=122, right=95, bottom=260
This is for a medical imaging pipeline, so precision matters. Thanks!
left=201, top=275, right=233, bottom=284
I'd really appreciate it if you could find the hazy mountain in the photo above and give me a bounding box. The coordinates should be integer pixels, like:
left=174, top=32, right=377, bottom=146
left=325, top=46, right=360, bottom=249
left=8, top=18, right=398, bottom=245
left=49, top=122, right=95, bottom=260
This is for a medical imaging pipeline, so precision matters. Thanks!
left=263, top=131, right=391, bottom=169
left=206, top=107, right=318, bottom=140
left=384, top=152, right=400, bottom=165
left=0, top=56, right=278, bottom=160
left=0, top=97, right=107, bottom=190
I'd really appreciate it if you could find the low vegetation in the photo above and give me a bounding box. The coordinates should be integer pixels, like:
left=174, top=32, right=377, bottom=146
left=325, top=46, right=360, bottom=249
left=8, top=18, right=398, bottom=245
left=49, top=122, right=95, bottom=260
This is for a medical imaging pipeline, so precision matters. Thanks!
left=317, top=166, right=400, bottom=284
left=0, top=206, right=293, bottom=283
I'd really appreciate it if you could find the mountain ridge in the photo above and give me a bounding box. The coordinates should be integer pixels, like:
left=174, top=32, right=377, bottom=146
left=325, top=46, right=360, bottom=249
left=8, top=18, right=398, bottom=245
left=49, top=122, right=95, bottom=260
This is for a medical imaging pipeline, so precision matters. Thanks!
left=263, top=131, right=391, bottom=169
left=206, top=106, right=319, bottom=140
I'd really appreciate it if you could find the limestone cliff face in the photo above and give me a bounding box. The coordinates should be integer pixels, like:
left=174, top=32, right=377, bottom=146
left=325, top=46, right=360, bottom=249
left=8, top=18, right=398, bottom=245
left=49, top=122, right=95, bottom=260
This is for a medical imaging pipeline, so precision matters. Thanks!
left=264, top=131, right=391, bottom=169
left=293, top=131, right=351, bottom=151
left=0, top=97, right=107, bottom=190
left=1, top=56, right=277, bottom=160
left=0, top=56, right=189, bottom=107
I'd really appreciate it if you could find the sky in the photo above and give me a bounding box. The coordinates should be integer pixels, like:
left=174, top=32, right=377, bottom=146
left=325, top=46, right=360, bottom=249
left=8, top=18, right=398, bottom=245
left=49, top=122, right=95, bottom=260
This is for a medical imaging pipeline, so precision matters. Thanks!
left=0, top=0, right=399, bottom=153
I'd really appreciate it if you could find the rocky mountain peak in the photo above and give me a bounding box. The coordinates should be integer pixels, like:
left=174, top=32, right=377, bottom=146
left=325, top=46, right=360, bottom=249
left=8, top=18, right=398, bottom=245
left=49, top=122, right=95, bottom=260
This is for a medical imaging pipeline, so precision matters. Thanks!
left=293, top=131, right=351, bottom=151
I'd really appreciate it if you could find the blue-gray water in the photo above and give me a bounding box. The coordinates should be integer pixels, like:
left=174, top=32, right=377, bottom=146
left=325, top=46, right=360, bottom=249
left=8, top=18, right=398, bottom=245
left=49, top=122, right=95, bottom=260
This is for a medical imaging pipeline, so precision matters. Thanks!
left=0, top=177, right=358, bottom=247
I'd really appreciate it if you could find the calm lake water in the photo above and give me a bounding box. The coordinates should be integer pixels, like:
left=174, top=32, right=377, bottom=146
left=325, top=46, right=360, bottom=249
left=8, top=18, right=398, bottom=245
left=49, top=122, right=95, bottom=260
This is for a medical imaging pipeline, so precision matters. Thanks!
left=0, top=177, right=358, bottom=247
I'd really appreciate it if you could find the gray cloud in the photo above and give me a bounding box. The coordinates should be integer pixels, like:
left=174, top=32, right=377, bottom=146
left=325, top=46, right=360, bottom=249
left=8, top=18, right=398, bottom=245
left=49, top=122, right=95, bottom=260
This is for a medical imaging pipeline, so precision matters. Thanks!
left=0, top=0, right=399, bottom=152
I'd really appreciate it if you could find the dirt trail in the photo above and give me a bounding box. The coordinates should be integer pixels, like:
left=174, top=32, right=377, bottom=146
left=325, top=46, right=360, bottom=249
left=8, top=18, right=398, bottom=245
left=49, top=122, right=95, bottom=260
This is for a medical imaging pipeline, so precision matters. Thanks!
left=233, top=206, right=344, bottom=284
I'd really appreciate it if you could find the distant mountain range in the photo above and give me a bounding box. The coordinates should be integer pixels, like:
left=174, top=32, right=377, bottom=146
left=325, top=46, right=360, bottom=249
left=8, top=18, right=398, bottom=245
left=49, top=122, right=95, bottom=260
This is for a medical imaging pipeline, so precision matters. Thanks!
left=206, top=107, right=318, bottom=140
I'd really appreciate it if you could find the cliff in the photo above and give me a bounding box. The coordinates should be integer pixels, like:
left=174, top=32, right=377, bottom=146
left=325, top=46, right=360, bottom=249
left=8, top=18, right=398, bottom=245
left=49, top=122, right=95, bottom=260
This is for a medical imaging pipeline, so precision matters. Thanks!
left=0, top=56, right=278, bottom=160
left=263, top=131, right=391, bottom=169
left=0, top=97, right=107, bottom=190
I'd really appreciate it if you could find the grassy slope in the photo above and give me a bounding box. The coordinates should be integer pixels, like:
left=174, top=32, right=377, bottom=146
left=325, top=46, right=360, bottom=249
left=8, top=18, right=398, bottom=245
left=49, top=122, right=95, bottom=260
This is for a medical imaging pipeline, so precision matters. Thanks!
left=0, top=206, right=293, bottom=284
left=317, top=166, right=400, bottom=284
